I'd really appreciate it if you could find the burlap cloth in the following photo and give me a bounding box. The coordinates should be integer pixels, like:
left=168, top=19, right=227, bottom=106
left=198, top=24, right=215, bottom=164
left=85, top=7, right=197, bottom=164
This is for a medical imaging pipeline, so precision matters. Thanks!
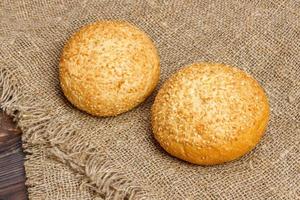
left=1, top=0, right=299, bottom=199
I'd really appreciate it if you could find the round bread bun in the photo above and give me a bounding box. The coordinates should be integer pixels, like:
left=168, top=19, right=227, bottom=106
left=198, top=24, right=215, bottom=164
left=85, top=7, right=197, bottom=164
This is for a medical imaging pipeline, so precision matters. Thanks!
left=152, top=63, right=269, bottom=165
left=60, top=21, right=160, bottom=116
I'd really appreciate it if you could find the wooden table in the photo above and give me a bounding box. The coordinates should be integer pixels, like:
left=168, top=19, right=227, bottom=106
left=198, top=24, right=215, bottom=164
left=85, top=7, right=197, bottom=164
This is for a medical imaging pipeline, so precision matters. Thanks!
left=0, top=110, right=27, bottom=200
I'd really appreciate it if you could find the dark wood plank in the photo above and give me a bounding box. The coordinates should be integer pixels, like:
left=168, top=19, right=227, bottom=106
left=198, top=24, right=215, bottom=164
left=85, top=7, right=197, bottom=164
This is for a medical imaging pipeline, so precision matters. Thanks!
left=0, top=110, right=28, bottom=200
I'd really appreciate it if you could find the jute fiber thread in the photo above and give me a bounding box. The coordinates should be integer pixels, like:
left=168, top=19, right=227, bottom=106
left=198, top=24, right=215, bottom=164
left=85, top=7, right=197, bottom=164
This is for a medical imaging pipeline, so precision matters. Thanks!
left=1, top=0, right=299, bottom=199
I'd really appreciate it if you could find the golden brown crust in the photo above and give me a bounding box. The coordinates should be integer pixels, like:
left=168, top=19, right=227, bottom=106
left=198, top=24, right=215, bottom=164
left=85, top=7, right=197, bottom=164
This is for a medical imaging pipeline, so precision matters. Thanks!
left=151, top=63, right=270, bottom=165
left=59, top=20, right=160, bottom=116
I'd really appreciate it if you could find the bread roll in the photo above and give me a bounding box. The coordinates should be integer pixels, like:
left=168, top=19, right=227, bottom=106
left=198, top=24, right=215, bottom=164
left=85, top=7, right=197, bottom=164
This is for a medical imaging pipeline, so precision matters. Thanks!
left=152, top=63, right=269, bottom=165
left=60, top=21, right=160, bottom=116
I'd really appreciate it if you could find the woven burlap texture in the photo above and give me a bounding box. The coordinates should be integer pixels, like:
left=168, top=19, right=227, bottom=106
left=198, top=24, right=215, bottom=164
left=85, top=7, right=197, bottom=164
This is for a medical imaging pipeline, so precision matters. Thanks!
left=1, top=0, right=299, bottom=199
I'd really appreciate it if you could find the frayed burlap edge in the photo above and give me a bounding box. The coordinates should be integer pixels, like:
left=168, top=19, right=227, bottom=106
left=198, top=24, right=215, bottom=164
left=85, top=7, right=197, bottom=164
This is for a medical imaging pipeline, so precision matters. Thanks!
left=0, top=63, right=151, bottom=199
